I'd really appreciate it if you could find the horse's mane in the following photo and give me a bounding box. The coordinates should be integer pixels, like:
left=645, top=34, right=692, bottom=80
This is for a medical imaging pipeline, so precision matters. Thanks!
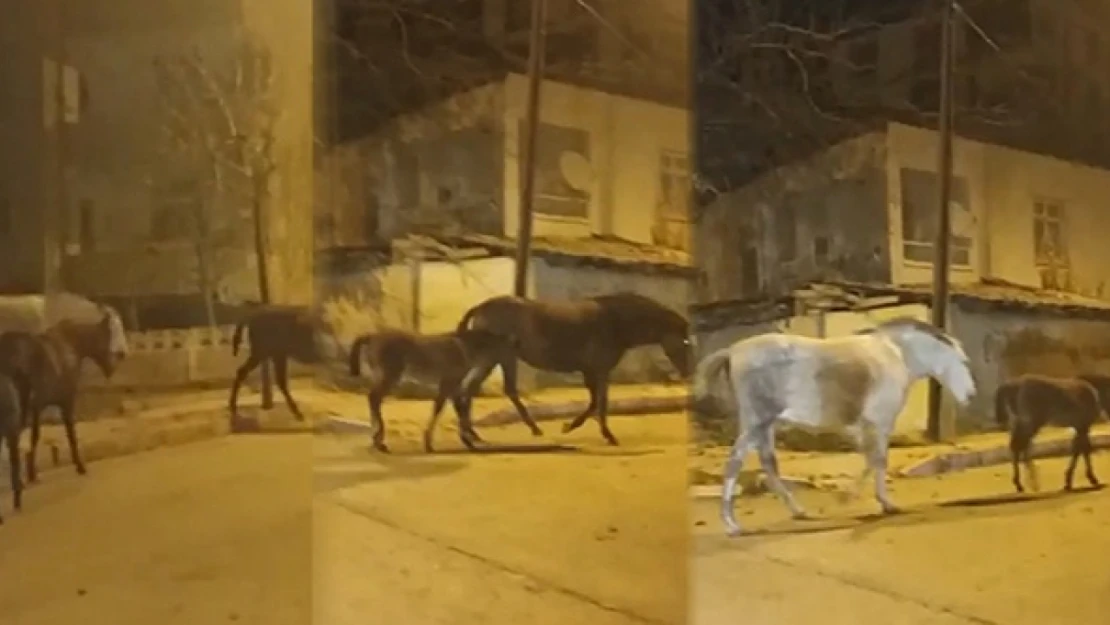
left=591, top=292, right=688, bottom=330
left=855, top=317, right=955, bottom=346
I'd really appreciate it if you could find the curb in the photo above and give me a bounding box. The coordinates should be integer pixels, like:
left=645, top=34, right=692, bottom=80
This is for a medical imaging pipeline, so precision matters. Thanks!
left=473, top=394, right=690, bottom=427
left=688, top=473, right=831, bottom=499
left=898, top=431, right=1110, bottom=478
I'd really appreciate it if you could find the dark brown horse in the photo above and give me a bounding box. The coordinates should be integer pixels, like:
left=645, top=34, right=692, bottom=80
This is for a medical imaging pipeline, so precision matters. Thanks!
left=229, top=304, right=337, bottom=422
left=0, top=373, right=22, bottom=522
left=995, top=373, right=1107, bottom=493
left=0, top=312, right=123, bottom=483
left=455, top=292, right=692, bottom=445
left=348, top=328, right=519, bottom=452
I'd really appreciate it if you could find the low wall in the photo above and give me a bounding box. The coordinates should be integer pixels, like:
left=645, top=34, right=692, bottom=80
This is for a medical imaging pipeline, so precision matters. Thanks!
left=84, top=325, right=312, bottom=391
left=952, top=305, right=1110, bottom=432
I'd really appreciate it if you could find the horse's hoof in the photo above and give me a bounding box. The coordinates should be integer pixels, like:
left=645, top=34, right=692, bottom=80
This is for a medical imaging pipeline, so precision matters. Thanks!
left=604, top=437, right=620, bottom=447
left=76, top=466, right=87, bottom=476
left=881, top=505, right=903, bottom=516
left=561, top=423, right=576, bottom=434
left=791, top=510, right=813, bottom=521
left=724, top=524, right=744, bottom=537
left=530, top=428, right=544, bottom=437
left=372, top=442, right=389, bottom=453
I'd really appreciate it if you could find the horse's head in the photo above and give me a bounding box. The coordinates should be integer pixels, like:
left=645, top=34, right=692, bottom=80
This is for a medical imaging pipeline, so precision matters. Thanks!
left=876, top=318, right=976, bottom=406
left=90, top=304, right=129, bottom=377
left=660, top=330, right=694, bottom=379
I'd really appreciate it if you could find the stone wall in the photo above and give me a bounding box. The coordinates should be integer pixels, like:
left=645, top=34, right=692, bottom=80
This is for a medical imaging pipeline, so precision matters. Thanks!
left=952, top=305, right=1110, bottom=432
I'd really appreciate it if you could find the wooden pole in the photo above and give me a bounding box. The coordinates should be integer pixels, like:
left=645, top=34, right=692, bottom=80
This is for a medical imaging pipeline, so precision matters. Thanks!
left=927, top=0, right=956, bottom=442
left=512, top=0, right=547, bottom=297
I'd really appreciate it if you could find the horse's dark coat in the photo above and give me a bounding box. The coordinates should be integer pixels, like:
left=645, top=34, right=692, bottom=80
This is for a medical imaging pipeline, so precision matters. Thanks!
left=0, top=314, right=119, bottom=483
left=228, top=304, right=331, bottom=422
left=347, top=328, right=520, bottom=452
left=455, top=292, right=690, bottom=445
left=995, top=373, right=1104, bottom=493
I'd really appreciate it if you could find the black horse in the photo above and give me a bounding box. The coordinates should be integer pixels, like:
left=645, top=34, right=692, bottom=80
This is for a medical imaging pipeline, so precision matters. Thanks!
left=455, top=292, right=691, bottom=445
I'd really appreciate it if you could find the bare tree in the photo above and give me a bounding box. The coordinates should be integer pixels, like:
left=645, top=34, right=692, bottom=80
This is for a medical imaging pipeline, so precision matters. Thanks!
left=153, top=35, right=279, bottom=319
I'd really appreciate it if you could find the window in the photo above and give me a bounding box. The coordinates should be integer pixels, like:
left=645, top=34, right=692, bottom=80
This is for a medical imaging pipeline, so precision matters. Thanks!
left=1033, top=198, right=1067, bottom=267
left=519, top=120, right=591, bottom=219
left=78, top=199, right=95, bottom=252
left=899, top=167, right=972, bottom=267
left=657, top=150, right=690, bottom=219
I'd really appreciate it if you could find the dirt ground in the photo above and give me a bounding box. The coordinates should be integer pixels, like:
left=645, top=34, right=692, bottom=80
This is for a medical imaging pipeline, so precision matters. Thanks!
left=0, top=386, right=689, bottom=625
left=690, top=450, right=1110, bottom=625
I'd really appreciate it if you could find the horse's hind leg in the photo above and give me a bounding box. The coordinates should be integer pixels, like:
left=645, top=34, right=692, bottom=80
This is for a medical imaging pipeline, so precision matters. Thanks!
left=60, top=397, right=86, bottom=476
left=24, top=408, right=42, bottom=484
left=449, top=394, right=480, bottom=451
left=1079, top=427, right=1100, bottom=488
left=271, top=356, right=305, bottom=421
left=594, top=376, right=619, bottom=446
left=6, top=427, right=21, bottom=512
left=562, top=371, right=599, bottom=434
left=754, top=425, right=807, bottom=519
left=500, top=358, right=542, bottom=437
left=229, top=353, right=263, bottom=418
left=367, top=369, right=400, bottom=453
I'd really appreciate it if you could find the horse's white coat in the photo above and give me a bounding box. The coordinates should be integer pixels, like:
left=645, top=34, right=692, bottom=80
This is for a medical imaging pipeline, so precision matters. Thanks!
left=692, top=319, right=976, bottom=536
left=0, top=292, right=130, bottom=358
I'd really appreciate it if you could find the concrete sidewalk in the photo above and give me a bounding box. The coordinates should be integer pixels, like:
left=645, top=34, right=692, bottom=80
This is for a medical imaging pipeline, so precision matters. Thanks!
left=688, top=423, right=1110, bottom=498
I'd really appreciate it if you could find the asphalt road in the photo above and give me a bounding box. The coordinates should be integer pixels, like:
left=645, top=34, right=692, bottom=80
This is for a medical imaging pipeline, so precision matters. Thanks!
left=690, top=451, right=1110, bottom=625
left=0, top=410, right=688, bottom=625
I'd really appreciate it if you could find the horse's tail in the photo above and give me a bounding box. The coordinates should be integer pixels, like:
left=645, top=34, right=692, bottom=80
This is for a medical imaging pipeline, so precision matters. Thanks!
left=231, top=318, right=249, bottom=357
left=456, top=303, right=483, bottom=333
left=691, top=346, right=734, bottom=415
left=995, top=383, right=1015, bottom=429
left=348, top=334, right=372, bottom=377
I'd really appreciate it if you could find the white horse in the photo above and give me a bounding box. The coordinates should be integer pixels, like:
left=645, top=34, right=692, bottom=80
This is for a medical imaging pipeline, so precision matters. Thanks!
left=0, top=293, right=130, bottom=369
left=692, top=317, right=976, bottom=536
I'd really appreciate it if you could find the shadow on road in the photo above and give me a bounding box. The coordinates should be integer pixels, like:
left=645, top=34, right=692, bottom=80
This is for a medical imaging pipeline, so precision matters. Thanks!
left=708, top=484, right=1106, bottom=547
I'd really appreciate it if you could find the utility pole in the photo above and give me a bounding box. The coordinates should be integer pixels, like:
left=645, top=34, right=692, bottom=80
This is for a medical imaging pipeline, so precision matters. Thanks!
left=512, top=0, right=547, bottom=297
left=927, top=0, right=956, bottom=442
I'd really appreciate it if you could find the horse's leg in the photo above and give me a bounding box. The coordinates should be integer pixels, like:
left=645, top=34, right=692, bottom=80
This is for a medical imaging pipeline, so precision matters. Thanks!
left=60, top=396, right=86, bottom=476
left=754, top=425, right=808, bottom=519
left=859, top=422, right=897, bottom=514
left=229, top=353, right=263, bottom=418
left=6, top=426, right=21, bottom=512
left=500, top=358, right=542, bottom=437
left=367, top=369, right=400, bottom=453
left=422, top=382, right=451, bottom=453
left=1064, top=428, right=1083, bottom=491
left=561, top=371, right=599, bottom=434
left=271, top=356, right=305, bottom=421
left=450, top=394, right=480, bottom=451
left=720, top=429, right=756, bottom=537
left=24, top=406, right=43, bottom=484
left=595, top=373, right=619, bottom=446
left=1079, top=426, right=1100, bottom=487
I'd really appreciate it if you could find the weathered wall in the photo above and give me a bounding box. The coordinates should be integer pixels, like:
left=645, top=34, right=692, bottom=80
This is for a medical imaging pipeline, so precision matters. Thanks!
left=952, top=305, right=1110, bottom=432
left=318, top=84, right=505, bottom=248
left=886, top=121, right=1110, bottom=298
left=696, top=133, right=890, bottom=302
left=532, top=258, right=692, bottom=386
left=501, top=74, right=689, bottom=244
